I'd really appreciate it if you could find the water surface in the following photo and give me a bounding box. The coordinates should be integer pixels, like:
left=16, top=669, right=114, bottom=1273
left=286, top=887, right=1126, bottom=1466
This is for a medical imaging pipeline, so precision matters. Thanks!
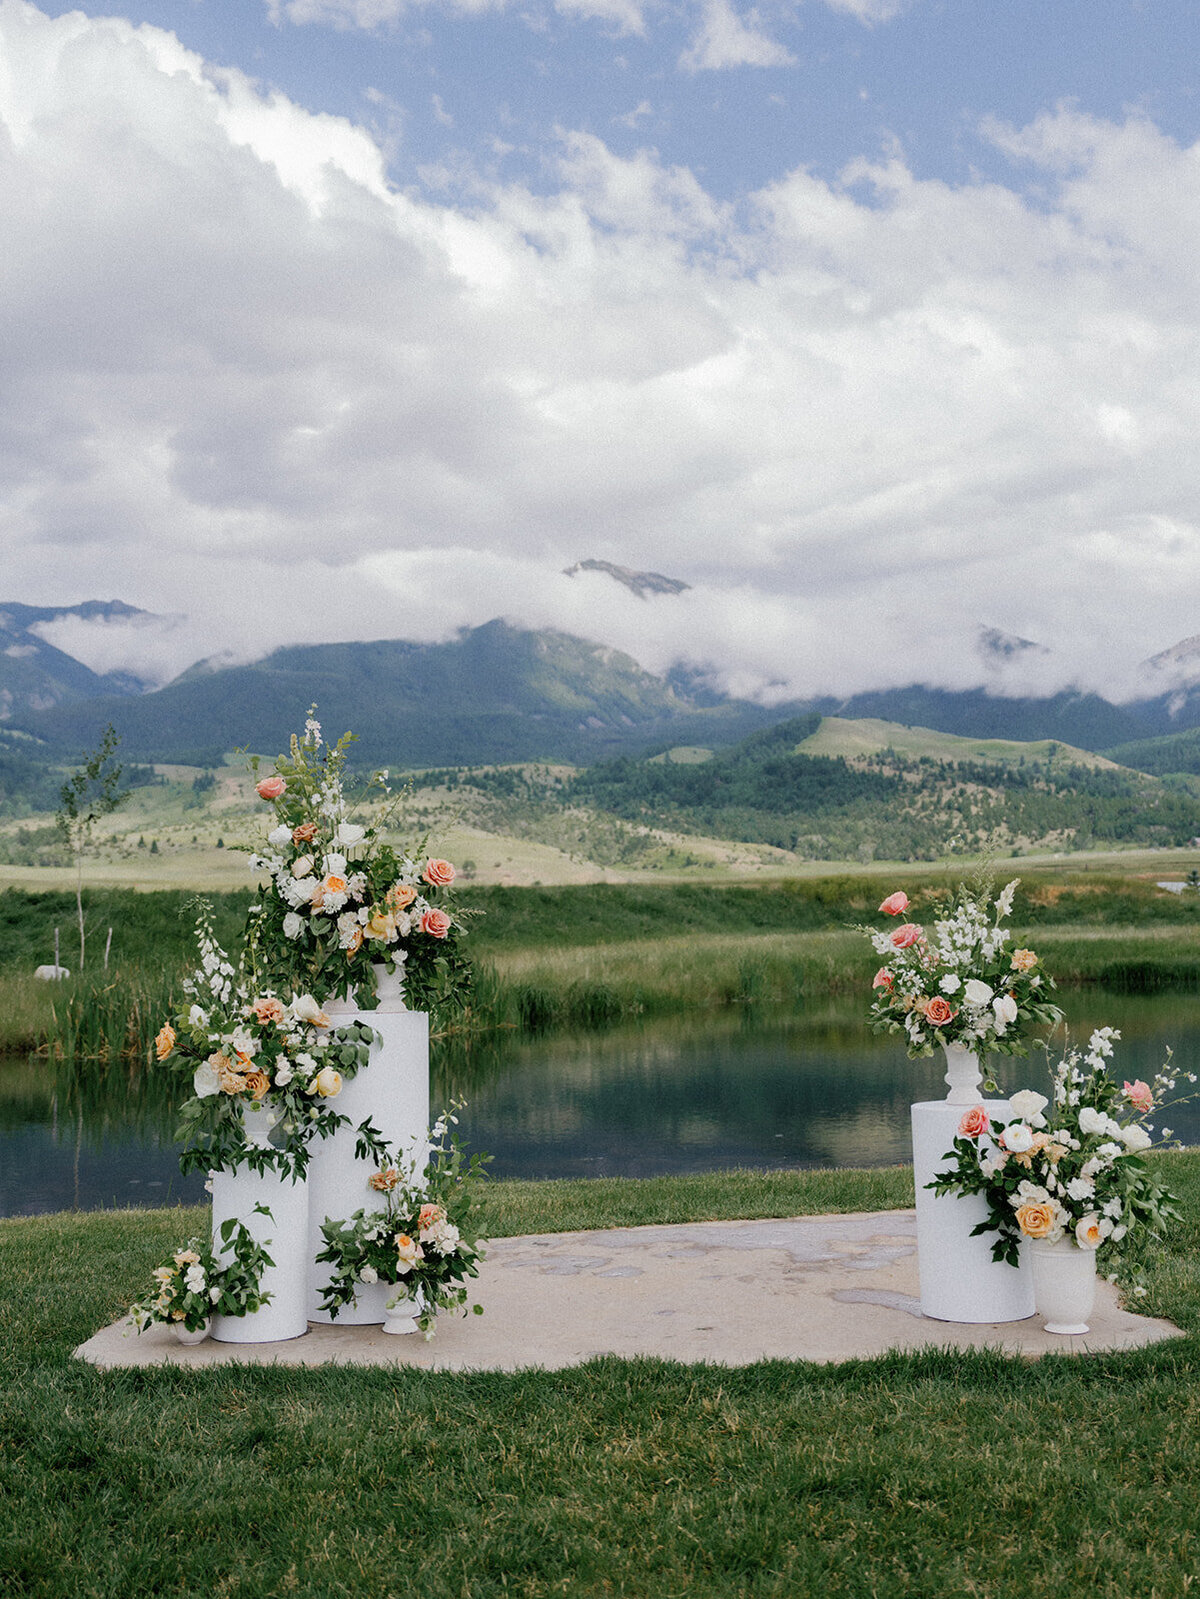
left=3, top=993, right=1198, bottom=1215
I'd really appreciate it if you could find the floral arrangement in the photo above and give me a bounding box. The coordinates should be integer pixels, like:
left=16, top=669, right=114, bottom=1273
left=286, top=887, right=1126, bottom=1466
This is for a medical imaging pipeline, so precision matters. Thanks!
left=155, top=902, right=379, bottom=1180
left=929, top=1028, right=1194, bottom=1269
left=245, top=714, right=471, bottom=1013
left=863, top=872, right=1062, bottom=1064
left=315, top=1109, right=489, bottom=1337
left=129, top=1210, right=275, bottom=1334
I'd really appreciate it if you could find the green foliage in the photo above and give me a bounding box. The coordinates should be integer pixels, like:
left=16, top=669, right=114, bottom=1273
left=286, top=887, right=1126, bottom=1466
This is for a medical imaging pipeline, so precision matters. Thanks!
left=128, top=1211, right=275, bottom=1333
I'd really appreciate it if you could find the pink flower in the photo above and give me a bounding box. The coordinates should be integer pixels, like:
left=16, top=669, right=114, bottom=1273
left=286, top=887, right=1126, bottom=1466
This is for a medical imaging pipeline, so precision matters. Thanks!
left=422, top=858, right=456, bottom=888
left=1123, top=1079, right=1154, bottom=1113
left=879, top=891, right=909, bottom=917
left=256, top=775, right=286, bottom=801
left=958, top=1105, right=990, bottom=1139
left=872, top=968, right=893, bottom=990
left=420, top=909, right=452, bottom=939
left=925, top=996, right=956, bottom=1027
left=889, top=922, right=923, bottom=950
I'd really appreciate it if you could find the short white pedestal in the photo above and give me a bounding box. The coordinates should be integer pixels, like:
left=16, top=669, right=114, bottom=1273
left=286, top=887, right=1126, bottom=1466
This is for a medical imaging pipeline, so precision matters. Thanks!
left=308, top=1006, right=430, bottom=1324
left=210, top=1166, right=310, bottom=1343
left=911, top=1099, right=1035, bottom=1324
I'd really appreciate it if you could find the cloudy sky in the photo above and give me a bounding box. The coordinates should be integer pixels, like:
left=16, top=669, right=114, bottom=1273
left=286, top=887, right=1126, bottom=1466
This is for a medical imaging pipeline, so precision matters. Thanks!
left=4, top=0, right=1200, bottom=702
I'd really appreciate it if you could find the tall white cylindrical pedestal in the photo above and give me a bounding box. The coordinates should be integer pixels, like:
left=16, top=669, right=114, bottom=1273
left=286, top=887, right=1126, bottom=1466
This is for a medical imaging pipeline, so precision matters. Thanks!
left=911, top=1099, right=1035, bottom=1324
left=308, top=1006, right=429, bottom=1324
left=210, top=1166, right=310, bottom=1343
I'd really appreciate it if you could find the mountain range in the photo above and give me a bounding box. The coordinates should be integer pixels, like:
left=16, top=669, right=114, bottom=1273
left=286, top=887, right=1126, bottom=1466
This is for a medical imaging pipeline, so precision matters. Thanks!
left=5, top=597, right=1200, bottom=775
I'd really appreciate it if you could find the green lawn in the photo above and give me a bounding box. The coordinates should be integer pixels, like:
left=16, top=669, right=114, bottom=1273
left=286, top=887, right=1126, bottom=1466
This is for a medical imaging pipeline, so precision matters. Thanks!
left=5, top=1157, right=1200, bottom=1598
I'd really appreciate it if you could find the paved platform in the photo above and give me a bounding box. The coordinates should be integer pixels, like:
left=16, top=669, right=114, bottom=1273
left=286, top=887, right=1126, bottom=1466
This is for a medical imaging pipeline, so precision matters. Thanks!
left=75, top=1210, right=1185, bottom=1372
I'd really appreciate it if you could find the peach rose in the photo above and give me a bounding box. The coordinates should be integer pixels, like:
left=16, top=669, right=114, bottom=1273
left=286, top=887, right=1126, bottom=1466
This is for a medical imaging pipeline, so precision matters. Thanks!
left=1123, top=1079, right=1154, bottom=1113
left=872, top=968, right=893, bottom=990
left=925, top=996, right=956, bottom=1027
left=256, top=775, right=286, bottom=801
left=1016, top=1202, right=1056, bottom=1239
left=958, top=1105, right=990, bottom=1139
left=344, top=926, right=364, bottom=957
left=369, top=1168, right=400, bottom=1192
left=890, top=922, right=923, bottom=950
left=292, top=821, right=318, bottom=844
left=420, top=909, right=452, bottom=939
left=252, top=997, right=285, bottom=1026
left=386, top=882, right=418, bottom=911
left=244, top=1069, right=271, bottom=1101
left=155, top=1023, right=176, bottom=1061
left=418, top=1203, right=446, bottom=1230
left=211, top=1052, right=247, bottom=1096
left=423, top=858, right=456, bottom=888
left=1010, top=948, right=1038, bottom=972
left=879, top=891, right=909, bottom=917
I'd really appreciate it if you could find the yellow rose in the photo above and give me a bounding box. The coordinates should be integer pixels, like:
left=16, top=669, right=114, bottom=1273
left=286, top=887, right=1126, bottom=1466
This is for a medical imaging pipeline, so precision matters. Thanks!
left=309, top=1066, right=342, bottom=1098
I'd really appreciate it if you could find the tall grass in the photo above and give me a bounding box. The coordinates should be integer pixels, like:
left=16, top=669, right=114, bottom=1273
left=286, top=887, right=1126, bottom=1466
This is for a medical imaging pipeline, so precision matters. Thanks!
left=40, top=967, right=181, bottom=1066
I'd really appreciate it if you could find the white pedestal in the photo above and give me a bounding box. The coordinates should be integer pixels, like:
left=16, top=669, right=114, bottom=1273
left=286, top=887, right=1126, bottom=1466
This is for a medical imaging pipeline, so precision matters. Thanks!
left=911, top=1099, right=1035, bottom=1324
left=210, top=1166, right=310, bottom=1343
left=308, top=1005, right=430, bottom=1324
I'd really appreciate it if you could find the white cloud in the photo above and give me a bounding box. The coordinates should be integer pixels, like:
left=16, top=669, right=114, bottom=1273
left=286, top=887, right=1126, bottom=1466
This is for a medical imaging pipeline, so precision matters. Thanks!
left=3, top=5, right=1200, bottom=704
left=679, top=0, right=794, bottom=72
left=821, top=0, right=905, bottom=22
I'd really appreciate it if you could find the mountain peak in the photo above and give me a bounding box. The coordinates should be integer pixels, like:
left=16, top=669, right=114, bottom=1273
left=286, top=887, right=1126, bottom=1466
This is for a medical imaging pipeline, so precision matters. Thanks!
left=563, top=559, right=690, bottom=599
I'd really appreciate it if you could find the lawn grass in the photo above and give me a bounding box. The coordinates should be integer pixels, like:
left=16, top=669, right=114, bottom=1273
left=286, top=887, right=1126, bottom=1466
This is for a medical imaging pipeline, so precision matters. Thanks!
left=5, top=1157, right=1200, bottom=1598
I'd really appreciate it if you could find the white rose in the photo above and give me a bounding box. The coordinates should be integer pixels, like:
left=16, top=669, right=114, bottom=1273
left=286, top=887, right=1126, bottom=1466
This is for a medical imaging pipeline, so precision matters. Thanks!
left=209, top=1286, right=221, bottom=1304
left=291, top=855, right=315, bottom=879
left=193, top=1059, right=220, bottom=1098
left=1074, top=1214, right=1103, bottom=1250
left=290, top=994, right=330, bottom=1027
left=335, top=823, right=366, bottom=848
left=1009, top=1090, right=1049, bottom=1122
left=324, top=852, right=348, bottom=876
left=273, top=1064, right=293, bottom=1087
left=268, top=824, right=292, bottom=846
left=1121, top=1123, right=1152, bottom=1151
left=283, top=912, right=304, bottom=940
left=992, top=994, right=1018, bottom=1033
left=188, top=1004, right=208, bottom=1027
left=1078, top=1107, right=1107, bottom=1136
left=1001, top=1122, right=1034, bottom=1154
left=939, top=975, right=962, bottom=995
left=360, top=1265, right=378, bottom=1285
left=964, top=979, right=994, bottom=1006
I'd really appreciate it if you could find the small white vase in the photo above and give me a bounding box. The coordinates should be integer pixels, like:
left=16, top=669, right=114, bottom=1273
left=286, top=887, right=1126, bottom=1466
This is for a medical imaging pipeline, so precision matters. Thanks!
left=240, top=1100, right=283, bottom=1149
left=382, top=1286, right=420, bottom=1335
left=372, top=961, right=408, bottom=1013
left=942, top=1042, right=984, bottom=1104
left=172, top=1318, right=211, bottom=1345
left=1029, top=1236, right=1098, bottom=1334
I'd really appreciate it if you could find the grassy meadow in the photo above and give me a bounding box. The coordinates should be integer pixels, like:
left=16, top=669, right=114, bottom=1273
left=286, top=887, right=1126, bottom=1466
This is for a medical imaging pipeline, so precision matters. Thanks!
left=3, top=868, right=1200, bottom=1062
left=4, top=1154, right=1200, bottom=1598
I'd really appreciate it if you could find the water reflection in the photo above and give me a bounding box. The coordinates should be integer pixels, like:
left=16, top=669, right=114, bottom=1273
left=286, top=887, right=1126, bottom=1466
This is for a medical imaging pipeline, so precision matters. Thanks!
left=3, top=992, right=1199, bottom=1214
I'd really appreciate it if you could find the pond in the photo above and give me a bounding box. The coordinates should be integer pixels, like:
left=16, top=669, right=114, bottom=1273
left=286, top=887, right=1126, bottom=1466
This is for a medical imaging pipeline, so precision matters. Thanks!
left=3, top=993, right=1199, bottom=1216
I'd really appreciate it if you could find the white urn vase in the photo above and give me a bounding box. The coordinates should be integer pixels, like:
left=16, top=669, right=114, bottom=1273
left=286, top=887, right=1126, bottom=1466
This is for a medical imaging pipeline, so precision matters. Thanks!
left=1029, top=1236, right=1098, bottom=1335
left=942, top=1042, right=984, bottom=1104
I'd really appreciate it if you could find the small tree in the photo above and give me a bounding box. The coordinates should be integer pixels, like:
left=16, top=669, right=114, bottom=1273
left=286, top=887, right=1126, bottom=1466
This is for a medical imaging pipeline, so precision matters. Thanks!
left=56, top=725, right=128, bottom=971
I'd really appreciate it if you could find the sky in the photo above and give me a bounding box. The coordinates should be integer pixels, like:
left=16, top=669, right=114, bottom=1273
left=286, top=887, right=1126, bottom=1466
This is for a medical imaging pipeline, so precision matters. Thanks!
left=4, top=0, right=1200, bottom=703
